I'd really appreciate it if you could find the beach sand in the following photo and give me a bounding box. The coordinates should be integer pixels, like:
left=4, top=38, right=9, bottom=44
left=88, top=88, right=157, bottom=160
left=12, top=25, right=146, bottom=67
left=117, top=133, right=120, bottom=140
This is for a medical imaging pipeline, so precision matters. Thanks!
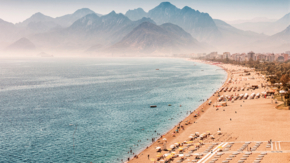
left=127, top=60, right=290, bottom=163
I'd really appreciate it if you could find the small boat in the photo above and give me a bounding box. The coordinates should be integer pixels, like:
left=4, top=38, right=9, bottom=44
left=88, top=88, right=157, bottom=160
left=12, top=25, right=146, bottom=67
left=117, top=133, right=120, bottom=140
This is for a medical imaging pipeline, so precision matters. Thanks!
left=156, top=69, right=159, bottom=70
left=201, top=70, right=204, bottom=71
left=168, top=104, right=172, bottom=106
left=150, top=105, right=157, bottom=108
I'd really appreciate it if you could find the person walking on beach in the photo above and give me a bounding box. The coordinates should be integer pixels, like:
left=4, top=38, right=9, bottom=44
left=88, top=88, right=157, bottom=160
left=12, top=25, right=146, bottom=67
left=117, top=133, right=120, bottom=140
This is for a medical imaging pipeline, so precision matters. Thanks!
left=148, top=154, right=149, bottom=160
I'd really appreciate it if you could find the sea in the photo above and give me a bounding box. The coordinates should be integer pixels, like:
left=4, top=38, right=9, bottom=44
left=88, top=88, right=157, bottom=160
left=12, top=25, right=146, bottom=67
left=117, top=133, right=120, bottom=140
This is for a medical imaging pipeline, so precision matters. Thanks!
left=0, top=57, right=227, bottom=163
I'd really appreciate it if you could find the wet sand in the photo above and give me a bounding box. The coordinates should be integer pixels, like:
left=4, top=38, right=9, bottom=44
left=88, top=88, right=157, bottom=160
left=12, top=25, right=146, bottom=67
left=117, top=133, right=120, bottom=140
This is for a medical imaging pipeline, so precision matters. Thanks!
left=127, top=60, right=290, bottom=163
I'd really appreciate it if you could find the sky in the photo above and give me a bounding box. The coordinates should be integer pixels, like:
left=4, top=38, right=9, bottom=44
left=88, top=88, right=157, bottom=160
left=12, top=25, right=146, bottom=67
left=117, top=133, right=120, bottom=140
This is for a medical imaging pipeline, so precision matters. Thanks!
left=0, top=0, right=289, bottom=23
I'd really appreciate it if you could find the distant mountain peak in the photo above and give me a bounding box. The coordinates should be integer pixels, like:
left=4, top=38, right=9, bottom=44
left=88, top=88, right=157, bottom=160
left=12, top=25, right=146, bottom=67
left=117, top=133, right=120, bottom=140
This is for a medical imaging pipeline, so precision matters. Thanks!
left=128, top=8, right=145, bottom=12
left=159, top=2, right=174, bottom=7
left=74, top=8, right=93, bottom=13
left=154, top=1, right=178, bottom=10
left=125, top=8, right=148, bottom=21
left=182, top=6, right=194, bottom=11
left=109, top=10, right=117, bottom=15
left=30, top=12, right=50, bottom=19
left=5, top=37, right=36, bottom=51
left=33, top=12, right=44, bottom=16
left=72, top=8, right=95, bottom=16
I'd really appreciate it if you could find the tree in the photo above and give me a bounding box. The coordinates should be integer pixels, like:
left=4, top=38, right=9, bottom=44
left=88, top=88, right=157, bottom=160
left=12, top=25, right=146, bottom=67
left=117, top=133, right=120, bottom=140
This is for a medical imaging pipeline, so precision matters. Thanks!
left=280, top=74, right=289, bottom=87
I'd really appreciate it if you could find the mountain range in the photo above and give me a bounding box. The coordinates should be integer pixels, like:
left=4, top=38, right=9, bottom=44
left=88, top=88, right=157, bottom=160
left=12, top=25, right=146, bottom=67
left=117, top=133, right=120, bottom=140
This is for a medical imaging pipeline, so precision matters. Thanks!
left=108, top=22, right=203, bottom=55
left=126, top=2, right=220, bottom=43
left=0, top=2, right=289, bottom=56
left=230, top=13, right=290, bottom=35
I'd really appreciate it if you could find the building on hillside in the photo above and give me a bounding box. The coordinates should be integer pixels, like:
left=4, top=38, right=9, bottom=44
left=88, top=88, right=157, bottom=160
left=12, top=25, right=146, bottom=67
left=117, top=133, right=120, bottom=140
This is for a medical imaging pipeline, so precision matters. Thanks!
left=223, top=52, right=230, bottom=59
left=248, top=51, right=255, bottom=61
left=216, top=54, right=223, bottom=59
left=275, top=53, right=281, bottom=60
left=277, top=56, right=285, bottom=62
left=240, top=54, right=247, bottom=62
left=197, top=53, right=207, bottom=58
left=228, top=54, right=234, bottom=60
left=206, top=52, right=218, bottom=59
left=231, top=53, right=237, bottom=61
left=267, top=53, right=275, bottom=62
left=283, top=53, right=289, bottom=61
left=257, top=54, right=266, bottom=61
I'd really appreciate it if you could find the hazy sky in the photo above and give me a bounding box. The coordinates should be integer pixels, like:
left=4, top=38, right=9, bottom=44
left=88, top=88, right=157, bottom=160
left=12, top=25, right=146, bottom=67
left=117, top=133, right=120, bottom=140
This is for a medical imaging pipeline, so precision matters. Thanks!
left=0, top=0, right=289, bottom=23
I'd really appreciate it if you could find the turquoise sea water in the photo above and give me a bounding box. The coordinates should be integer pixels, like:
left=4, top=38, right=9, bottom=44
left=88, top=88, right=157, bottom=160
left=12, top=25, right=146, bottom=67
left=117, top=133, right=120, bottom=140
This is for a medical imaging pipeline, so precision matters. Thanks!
left=0, top=58, right=227, bottom=163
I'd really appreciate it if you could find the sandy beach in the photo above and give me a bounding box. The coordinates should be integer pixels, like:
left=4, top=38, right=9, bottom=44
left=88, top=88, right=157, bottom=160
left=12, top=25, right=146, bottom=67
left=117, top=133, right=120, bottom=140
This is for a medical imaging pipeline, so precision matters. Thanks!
left=127, top=60, right=290, bottom=163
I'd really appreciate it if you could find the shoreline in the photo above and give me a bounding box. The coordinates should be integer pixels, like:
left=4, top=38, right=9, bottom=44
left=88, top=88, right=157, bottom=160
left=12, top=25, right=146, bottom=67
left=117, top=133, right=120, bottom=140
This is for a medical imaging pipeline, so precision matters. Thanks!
left=127, top=59, right=230, bottom=162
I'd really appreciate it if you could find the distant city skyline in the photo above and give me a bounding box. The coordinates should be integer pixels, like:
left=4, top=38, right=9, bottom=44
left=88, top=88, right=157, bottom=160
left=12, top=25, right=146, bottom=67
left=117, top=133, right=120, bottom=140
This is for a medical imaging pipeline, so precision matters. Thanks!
left=0, top=0, right=289, bottom=24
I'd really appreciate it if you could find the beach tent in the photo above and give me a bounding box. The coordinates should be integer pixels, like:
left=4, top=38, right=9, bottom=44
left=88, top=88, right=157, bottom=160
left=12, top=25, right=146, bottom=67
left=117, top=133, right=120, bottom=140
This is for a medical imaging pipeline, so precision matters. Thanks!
left=217, top=102, right=227, bottom=107
left=279, top=90, right=287, bottom=94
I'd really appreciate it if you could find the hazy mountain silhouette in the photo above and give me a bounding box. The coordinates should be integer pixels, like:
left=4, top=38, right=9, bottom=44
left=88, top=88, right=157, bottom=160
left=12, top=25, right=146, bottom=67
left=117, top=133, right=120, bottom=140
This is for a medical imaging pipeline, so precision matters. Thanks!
left=0, top=2, right=289, bottom=56
left=5, top=37, right=36, bottom=51
left=55, top=8, right=96, bottom=27
left=125, top=8, right=148, bottom=21
left=226, top=17, right=277, bottom=24
left=231, top=13, right=290, bottom=35
left=0, top=19, right=19, bottom=44
left=213, top=19, right=267, bottom=51
left=29, top=12, right=156, bottom=50
left=108, top=22, right=204, bottom=55
left=270, top=25, right=290, bottom=44
left=242, top=25, right=290, bottom=52
left=125, top=2, right=220, bottom=43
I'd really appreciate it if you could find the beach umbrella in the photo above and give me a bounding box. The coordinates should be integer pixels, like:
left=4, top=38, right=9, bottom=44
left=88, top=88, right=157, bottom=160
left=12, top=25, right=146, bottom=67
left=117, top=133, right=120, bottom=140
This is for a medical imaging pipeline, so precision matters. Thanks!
left=199, top=140, right=203, bottom=143
left=189, top=146, right=195, bottom=149
left=195, top=143, right=199, bottom=146
left=178, top=147, right=183, bottom=151
left=175, top=143, right=179, bottom=145
left=157, top=154, right=162, bottom=158
left=170, top=145, right=175, bottom=148
left=218, top=146, right=222, bottom=149
left=156, top=147, right=161, bottom=150
left=150, top=158, right=155, bottom=161
left=162, top=138, right=167, bottom=141
left=193, top=153, right=200, bottom=156
left=171, top=152, right=176, bottom=155
left=189, top=136, right=193, bottom=138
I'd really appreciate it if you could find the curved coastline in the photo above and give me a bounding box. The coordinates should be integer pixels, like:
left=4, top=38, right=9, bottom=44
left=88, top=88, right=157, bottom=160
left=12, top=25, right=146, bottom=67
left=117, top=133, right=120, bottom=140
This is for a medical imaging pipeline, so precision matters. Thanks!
left=127, top=59, right=230, bottom=163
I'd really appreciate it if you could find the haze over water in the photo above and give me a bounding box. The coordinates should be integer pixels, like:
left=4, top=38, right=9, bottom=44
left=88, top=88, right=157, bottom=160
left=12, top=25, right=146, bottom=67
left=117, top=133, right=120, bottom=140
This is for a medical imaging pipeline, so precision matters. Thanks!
left=0, top=58, right=227, bottom=163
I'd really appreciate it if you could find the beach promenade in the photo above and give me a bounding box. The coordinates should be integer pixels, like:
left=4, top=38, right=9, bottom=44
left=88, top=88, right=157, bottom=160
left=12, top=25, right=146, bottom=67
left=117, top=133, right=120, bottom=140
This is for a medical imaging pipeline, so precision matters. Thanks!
left=127, top=61, right=290, bottom=163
